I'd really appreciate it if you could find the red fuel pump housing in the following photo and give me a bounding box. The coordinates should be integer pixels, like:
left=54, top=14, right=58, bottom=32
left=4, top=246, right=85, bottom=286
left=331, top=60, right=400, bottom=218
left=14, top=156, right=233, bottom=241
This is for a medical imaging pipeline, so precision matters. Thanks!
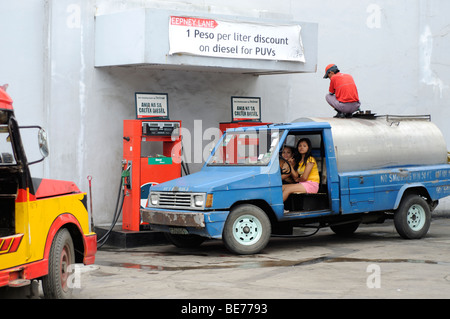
left=122, top=119, right=181, bottom=231
left=219, top=121, right=271, bottom=134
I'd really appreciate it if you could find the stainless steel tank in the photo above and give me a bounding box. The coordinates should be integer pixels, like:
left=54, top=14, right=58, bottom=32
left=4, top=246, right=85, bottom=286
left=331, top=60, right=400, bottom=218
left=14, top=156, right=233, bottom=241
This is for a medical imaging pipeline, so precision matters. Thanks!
left=299, top=115, right=448, bottom=173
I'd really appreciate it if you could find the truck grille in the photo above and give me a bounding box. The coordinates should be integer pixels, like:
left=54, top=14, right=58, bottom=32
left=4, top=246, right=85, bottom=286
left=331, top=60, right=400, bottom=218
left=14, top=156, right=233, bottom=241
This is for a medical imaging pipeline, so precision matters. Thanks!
left=159, top=192, right=192, bottom=208
left=150, top=191, right=206, bottom=210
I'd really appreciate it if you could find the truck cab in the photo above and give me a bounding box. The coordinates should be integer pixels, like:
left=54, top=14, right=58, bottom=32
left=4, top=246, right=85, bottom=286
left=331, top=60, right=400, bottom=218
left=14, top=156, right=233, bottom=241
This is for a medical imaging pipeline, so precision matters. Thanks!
left=141, top=115, right=450, bottom=254
left=0, top=87, right=96, bottom=298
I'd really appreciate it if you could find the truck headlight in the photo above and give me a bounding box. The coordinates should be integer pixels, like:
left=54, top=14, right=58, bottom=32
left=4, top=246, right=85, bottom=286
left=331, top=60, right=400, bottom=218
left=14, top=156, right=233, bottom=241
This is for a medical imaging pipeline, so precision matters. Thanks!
left=193, top=194, right=204, bottom=207
left=149, top=193, right=158, bottom=206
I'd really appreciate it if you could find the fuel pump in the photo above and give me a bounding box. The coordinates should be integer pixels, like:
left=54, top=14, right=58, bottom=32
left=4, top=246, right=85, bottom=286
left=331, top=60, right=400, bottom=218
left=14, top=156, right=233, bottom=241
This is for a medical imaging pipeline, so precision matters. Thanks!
left=122, top=119, right=181, bottom=231
left=219, top=121, right=271, bottom=134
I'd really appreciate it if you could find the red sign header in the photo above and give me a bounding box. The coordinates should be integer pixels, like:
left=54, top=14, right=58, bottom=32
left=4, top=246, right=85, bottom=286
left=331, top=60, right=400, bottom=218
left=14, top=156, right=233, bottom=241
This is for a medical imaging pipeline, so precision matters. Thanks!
left=170, top=16, right=218, bottom=28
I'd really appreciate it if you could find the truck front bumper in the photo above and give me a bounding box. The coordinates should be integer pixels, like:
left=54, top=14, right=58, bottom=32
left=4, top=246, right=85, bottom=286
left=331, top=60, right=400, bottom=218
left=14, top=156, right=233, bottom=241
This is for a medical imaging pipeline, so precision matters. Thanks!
left=140, top=208, right=229, bottom=239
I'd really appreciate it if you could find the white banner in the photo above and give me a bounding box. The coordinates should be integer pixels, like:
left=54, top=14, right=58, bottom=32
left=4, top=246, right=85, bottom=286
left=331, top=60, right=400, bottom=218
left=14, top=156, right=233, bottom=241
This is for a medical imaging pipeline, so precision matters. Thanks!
left=169, top=16, right=305, bottom=62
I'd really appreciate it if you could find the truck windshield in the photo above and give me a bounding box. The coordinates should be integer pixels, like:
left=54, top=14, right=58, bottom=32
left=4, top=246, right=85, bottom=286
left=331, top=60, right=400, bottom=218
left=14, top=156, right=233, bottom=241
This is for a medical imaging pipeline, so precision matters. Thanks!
left=207, top=129, right=283, bottom=166
left=0, top=125, right=16, bottom=165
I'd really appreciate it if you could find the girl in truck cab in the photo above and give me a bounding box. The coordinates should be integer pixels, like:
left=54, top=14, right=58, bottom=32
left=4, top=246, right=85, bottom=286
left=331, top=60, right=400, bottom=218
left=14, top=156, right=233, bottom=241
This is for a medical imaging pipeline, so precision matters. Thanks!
left=280, top=145, right=297, bottom=184
left=282, top=138, right=320, bottom=202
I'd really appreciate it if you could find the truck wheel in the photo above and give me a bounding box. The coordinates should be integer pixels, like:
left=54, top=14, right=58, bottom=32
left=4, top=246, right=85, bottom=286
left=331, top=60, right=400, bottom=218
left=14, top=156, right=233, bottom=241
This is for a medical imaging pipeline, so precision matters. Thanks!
left=394, top=195, right=431, bottom=239
left=164, top=233, right=206, bottom=248
left=223, top=204, right=271, bottom=255
left=330, top=221, right=360, bottom=236
left=42, top=228, right=75, bottom=299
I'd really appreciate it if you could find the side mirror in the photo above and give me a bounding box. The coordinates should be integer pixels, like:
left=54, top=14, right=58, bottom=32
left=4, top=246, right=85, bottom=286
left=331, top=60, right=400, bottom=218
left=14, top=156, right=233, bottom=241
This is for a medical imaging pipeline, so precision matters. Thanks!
left=38, top=128, right=49, bottom=158
left=19, top=125, right=49, bottom=165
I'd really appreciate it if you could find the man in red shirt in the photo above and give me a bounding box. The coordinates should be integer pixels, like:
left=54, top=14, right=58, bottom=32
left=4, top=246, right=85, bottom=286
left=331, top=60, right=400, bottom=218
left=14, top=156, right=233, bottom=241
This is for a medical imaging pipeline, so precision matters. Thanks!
left=323, top=64, right=360, bottom=118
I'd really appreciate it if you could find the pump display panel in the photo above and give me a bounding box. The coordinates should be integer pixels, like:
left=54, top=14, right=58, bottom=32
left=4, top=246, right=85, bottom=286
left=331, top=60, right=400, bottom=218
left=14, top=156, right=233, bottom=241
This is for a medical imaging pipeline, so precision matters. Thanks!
left=141, top=121, right=180, bottom=137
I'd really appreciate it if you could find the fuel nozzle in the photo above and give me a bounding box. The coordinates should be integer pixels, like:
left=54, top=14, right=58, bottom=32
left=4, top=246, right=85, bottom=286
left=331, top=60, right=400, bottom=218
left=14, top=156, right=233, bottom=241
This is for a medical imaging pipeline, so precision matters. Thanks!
left=121, top=160, right=132, bottom=190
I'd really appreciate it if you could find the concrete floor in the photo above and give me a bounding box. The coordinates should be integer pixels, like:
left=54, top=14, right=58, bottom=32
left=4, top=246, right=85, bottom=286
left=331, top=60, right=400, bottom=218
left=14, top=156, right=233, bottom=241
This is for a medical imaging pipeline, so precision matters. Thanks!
left=73, top=219, right=450, bottom=299
left=3, top=218, right=450, bottom=304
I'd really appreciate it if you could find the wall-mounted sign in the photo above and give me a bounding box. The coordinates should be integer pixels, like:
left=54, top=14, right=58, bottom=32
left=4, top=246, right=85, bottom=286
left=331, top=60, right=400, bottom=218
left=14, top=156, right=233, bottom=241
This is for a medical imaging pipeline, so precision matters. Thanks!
left=169, top=16, right=305, bottom=62
left=135, top=93, right=169, bottom=119
left=231, top=96, right=261, bottom=122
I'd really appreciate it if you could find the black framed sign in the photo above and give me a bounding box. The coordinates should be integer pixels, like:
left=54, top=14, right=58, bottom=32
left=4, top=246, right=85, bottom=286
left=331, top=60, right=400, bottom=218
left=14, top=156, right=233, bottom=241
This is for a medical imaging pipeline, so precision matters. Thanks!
left=231, top=96, right=261, bottom=122
left=135, top=93, right=169, bottom=119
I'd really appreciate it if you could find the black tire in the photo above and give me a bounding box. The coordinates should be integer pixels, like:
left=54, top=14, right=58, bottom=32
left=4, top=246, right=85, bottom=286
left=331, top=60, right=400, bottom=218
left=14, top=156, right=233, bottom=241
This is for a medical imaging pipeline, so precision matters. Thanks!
left=42, top=228, right=75, bottom=299
left=223, top=204, right=271, bottom=255
left=164, top=233, right=206, bottom=248
left=394, top=195, right=431, bottom=239
left=330, top=221, right=360, bottom=236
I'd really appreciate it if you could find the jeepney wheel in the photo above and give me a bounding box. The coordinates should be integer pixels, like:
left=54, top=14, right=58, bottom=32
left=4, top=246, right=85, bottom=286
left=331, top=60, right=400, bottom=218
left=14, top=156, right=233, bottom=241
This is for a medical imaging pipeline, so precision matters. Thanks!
left=394, top=195, right=431, bottom=239
left=42, top=228, right=75, bottom=299
left=223, top=204, right=271, bottom=255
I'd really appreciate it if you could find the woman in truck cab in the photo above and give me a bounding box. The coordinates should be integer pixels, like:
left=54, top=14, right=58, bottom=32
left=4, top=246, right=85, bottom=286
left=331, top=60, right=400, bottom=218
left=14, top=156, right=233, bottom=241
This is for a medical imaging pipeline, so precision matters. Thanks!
left=280, top=146, right=297, bottom=184
left=282, top=138, right=320, bottom=202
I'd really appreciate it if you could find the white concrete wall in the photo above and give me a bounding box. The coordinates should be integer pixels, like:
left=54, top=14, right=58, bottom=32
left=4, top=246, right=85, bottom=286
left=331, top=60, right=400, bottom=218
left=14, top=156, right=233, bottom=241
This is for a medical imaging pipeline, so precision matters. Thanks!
left=0, top=0, right=46, bottom=168
left=1, top=0, right=450, bottom=225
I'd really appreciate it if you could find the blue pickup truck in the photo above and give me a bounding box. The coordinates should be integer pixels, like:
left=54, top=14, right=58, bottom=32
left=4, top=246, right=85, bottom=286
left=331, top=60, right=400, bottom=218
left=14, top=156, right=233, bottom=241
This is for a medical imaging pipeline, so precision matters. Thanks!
left=141, top=115, right=450, bottom=254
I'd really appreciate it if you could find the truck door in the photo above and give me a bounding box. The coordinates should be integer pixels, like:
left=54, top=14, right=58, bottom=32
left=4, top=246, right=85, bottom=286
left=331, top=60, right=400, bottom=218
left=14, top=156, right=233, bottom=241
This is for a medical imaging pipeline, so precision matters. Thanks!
left=0, top=123, right=18, bottom=237
left=0, top=117, right=32, bottom=262
left=341, top=174, right=375, bottom=213
left=282, top=130, right=332, bottom=212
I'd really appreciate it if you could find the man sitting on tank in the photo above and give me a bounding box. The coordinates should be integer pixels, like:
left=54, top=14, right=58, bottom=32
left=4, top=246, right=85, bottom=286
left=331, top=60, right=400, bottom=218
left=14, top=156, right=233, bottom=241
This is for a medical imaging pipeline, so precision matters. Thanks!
left=323, top=64, right=361, bottom=118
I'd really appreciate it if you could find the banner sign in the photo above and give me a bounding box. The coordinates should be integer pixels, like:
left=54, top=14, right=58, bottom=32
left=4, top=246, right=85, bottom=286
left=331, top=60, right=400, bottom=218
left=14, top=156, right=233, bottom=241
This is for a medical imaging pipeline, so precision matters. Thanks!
left=231, top=96, right=261, bottom=122
left=169, top=16, right=305, bottom=62
left=135, top=93, right=169, bottom=119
